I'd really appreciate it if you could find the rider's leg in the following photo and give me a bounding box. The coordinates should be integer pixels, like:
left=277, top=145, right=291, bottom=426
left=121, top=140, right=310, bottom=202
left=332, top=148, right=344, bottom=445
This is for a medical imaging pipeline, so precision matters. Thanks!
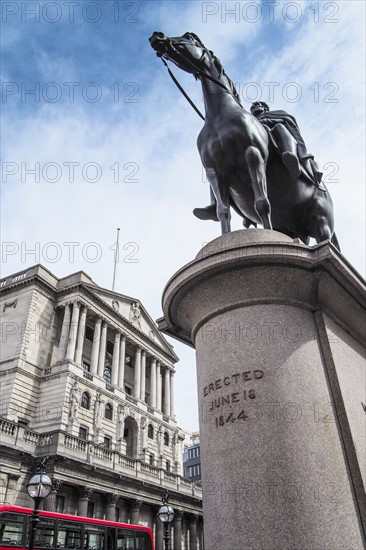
left=193, top=185, right=219, bottom=221
left=271, top=124, right=300, bottom=179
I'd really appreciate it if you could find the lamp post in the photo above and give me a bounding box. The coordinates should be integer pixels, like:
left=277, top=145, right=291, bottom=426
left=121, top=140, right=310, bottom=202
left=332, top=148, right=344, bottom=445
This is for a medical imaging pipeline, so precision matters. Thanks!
left=157, top=492, right=174, bottom=550
left=26, top=472, right=52, bottom=550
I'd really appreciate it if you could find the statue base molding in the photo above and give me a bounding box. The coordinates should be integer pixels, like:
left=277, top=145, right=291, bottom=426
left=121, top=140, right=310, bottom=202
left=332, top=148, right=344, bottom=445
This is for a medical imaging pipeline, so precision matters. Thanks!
left=158, top=229, right=366, bottom=549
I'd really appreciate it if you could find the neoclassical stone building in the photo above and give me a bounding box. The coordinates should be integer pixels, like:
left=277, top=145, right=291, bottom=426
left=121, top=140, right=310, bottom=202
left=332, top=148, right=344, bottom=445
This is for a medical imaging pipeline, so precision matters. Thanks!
left=0, top=264, right=203, bottom=549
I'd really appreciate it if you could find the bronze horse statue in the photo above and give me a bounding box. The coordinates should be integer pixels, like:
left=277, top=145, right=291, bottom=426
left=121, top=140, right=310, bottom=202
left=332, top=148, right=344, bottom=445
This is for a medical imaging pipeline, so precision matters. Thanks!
left=149, top=31, right=339, bottom=248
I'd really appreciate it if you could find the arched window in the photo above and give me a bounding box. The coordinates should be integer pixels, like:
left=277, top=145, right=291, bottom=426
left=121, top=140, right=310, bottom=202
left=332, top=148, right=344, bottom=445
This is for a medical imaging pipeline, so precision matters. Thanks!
left=105, top=403, right=113, bottom=420
left=148, top=424, right=154, bottom=439
left=164, top=432, right=169, bottom=446
left=103, top=367, right=112, bottom=384
left=81, top=392, right=90, bottom=410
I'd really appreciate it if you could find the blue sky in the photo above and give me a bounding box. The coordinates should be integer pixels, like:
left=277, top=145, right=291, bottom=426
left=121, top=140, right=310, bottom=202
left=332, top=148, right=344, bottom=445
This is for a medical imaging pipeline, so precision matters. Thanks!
left=1, top=0, right=365, bottom=431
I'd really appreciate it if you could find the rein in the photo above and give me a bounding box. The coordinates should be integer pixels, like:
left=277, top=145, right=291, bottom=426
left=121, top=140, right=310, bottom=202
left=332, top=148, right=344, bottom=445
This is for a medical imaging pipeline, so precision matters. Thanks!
left=159, top=56, right=205, bottom=121
left=157, top=40, right=242, bottom=121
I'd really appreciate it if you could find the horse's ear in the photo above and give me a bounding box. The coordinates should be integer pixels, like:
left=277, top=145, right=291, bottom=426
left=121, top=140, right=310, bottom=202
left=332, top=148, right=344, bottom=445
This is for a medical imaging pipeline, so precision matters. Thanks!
left=190, top=32, right=205, bottom=46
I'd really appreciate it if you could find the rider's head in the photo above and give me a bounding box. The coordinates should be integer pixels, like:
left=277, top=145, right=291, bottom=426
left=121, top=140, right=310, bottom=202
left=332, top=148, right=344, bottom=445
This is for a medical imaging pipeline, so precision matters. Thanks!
left=250, top=101, right=269, bottom=117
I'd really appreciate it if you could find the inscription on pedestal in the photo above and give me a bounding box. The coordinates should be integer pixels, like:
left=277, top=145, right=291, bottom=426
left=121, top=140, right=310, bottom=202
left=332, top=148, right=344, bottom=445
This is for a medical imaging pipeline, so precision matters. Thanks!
left=203, top=370, right=264, bottom=429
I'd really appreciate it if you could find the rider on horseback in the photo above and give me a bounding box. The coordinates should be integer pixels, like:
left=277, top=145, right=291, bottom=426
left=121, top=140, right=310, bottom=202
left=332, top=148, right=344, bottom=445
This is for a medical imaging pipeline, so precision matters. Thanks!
left=194, top=101, right=323, bottom=222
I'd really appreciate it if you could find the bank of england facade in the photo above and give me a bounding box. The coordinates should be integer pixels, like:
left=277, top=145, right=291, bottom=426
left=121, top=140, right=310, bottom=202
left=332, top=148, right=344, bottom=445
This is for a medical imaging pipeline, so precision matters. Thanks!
left=0, top=265, right=203, bottom=549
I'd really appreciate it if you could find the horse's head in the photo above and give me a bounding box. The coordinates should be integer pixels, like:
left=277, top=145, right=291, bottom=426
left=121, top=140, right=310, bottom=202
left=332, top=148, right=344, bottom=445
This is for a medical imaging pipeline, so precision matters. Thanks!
left=149, top=31, right=211, bottom=76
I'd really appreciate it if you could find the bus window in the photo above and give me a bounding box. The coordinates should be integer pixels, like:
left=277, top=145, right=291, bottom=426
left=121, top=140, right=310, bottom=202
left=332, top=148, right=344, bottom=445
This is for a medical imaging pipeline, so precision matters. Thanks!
left=136, top=532, right=151, bottom=550
left=83, top=525, right=105, bottom=550
left=57, top=520, right=82, bottom=549
left=106, top=527, right=116, bottom=550
left=0, top=512, right=25, bottom=547
left=25, top=517, right=55, bottom=549
left=117, top=529, right=134, bottom=550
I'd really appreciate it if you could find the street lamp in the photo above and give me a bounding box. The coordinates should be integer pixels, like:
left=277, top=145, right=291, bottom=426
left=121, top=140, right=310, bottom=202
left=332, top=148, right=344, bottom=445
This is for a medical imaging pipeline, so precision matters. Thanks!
left=157, top=492, right=174, bottom=550
left=26, top=472, right=52, bottom=550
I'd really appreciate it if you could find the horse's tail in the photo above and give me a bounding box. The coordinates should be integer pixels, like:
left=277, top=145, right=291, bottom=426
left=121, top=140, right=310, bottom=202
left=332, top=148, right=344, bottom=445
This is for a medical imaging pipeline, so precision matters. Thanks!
left=331, top=232, right=340, bottom=251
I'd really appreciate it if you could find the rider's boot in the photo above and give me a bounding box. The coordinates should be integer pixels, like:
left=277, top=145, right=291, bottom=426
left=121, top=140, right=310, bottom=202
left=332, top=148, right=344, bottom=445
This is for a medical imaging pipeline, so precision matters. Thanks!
left=193, top=203, right=219, bottom=221
left=272, top=124, right=301, bottom=179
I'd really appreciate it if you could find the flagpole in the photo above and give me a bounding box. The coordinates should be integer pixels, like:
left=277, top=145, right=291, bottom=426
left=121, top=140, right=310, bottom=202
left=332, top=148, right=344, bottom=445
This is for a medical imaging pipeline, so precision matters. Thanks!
left=112, top=228, right=120, bottom=291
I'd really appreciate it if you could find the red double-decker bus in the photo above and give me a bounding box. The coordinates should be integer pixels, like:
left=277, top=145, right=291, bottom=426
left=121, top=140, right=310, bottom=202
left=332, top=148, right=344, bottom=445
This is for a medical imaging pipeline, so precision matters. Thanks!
left=0, top=504, right=154, bottom=549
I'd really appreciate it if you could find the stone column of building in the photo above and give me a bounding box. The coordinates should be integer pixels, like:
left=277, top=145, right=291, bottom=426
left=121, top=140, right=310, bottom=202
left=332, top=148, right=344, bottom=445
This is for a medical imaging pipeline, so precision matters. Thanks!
left=90, top=317, right=102, bottom=375
left=149, top=358, right=156, bottom=408
left=74, top=304, right=87, bottom=365
left=5, top=474, right=20, bottom=505
left=163, top=367, right=171, bottom=416
left=140, top=350, right=146, bottom=402
left=155, top=511, right=164, bottom=550
left=66, top=301, right=80, bottom=362
left=198, top=518, right=204, bottom=550
left=174, top=510, right=183, bottom=550
left=57, top=303, right=71, bottom=362
left=156, top=362, right=162, bottom=411
left=97, top=320, right=108, bottom=378
left=111, top=331, right=121, bottom=386
left=170, top=370, right=175, bottom=418
left=118, top=335, right=126, bottom=390
left=189, top=515, right=198, bottom=550
left=133, top=347, right=142, bottom=399
left=43, top=479, right=62, bottom=512
left=130, top=499, right=143, bottom=525
left=106, top=493, right=119, bottom=521
left=77, top=487, right=93, bottom=517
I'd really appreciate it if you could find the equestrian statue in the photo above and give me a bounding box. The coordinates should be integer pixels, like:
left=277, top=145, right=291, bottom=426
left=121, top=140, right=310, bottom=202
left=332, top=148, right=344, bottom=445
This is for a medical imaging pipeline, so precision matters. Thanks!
left=149, top=31, right=339, bottom=249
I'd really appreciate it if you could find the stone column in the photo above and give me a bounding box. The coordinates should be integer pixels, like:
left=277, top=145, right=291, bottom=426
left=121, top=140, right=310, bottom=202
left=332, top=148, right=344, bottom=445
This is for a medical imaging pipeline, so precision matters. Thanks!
left=156, top=362, right=162, bottom=411
left=5, top=474, right=20, bottom=505
left=155, top=513, right=164, bottom=550
left=164, top=367, right=171, bottom=416
left=66, top=301, right=80, bottom=362
left=174, top=510, right=183, bottom=550
left=43, top=479, right=62, bottom=512
left=90, top=317, right=102, bottom=375
left=111, top=331, right=121, bottom=386
left=189, top=515, right=198, bottom=550
left=57, top=303, right=71, bottom=361
left=130, top=499, right=143, bottom=525
left=118, top=335, right=126, bottom=390
left=158, top=229, right=366, bottom=550
left=78, top=487, right=93, bottom=517
left=170, top=370, right=175, bottom=418
left=106, top=493, right=119, bottom=521
left=75, top=305, right=87, bottom=365
left=140, top=350, right=146, bottom=402
left=97, top=320, right=108, bottom=378
left=150, top=359, right=157, bottom=408
left=133, top=347, right=142, bottom=399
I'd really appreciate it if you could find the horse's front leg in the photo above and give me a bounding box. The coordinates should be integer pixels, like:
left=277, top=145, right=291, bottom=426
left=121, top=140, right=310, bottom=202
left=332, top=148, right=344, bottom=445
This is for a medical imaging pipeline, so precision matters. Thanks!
left=245, top=146, right=272, bottom=230
left=206, top=167, right=231, bottom=234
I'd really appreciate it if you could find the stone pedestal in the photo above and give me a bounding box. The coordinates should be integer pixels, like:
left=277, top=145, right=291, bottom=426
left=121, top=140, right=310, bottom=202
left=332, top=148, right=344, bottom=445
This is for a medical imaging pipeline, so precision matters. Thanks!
left=158, top=230, right=366, bottom=550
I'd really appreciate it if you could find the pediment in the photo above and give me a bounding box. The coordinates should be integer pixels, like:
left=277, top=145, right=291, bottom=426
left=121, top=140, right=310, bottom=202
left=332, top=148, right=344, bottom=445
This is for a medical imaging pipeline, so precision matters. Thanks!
left=84, top=285, right=177, bottom=360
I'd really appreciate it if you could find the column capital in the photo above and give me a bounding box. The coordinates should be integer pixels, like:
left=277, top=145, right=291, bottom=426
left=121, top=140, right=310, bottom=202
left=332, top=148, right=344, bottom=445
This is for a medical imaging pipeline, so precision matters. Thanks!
left=107, top=493, right=119, bottom=505
left=131, top=499, right=143, bottom=511
left=174, top=509, right=184, bottom=521
left=79, top=486, right=93, bottom=499
left=52, top=479, right=63, bottom=492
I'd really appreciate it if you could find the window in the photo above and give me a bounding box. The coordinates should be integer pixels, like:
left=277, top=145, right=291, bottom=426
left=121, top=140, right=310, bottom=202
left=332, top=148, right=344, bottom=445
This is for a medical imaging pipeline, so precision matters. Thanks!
left=125, top=354, right=132, bottom=366
left=85, top=326, right=94, bottom=341
left=87, top=501, right=95, bottom=518
left=82, top=361, right=90, bottom=372
left=125, top=385, right=132, bottom=395
left=148, top=424, right=154, bottom=439
left=81, top=391, right=90, bottom=409
left=103, top=367, right=112, bottom=384
left=0, top=512, right=25, bottom=546
left=56, top=495, right=65, bottom=513
left=103, top=436, right=111, bottom=449
left=166, top=460, right=171, bottom=472
left=105, top=403, right=113, bottom=420
left=149, top=453, right=154, bottom=466
left=57, top=520, right=82, bottom=548
left=79, top=427, right=88, bottom=440
left=164, top=432, right=169, bottom=446
left=188, top=446, right=200, bottom=459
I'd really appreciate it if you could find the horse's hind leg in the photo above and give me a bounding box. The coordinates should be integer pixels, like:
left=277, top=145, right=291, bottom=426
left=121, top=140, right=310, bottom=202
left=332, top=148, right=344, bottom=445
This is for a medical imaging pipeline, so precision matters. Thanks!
left=245, top=146, right=272, bottom=229
left=206, top=167, right=231, bottom=234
